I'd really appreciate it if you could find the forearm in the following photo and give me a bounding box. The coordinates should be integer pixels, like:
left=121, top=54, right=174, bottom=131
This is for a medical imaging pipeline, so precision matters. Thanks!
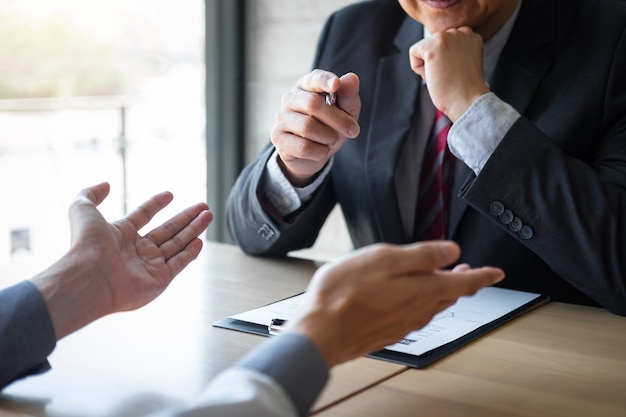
left=461, top=117, right=626, bottom=314
left=30, top=248, right=110, bottom=340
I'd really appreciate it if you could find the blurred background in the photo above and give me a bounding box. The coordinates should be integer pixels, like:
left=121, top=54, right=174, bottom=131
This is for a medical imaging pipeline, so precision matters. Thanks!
left=0, top=0, right=356, bottom=285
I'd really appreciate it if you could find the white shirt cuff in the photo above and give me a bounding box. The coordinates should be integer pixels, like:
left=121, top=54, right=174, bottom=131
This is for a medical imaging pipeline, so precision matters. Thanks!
left=262, top=150, right=333, bottom=216
left=447, top=92, right=521, bottom=175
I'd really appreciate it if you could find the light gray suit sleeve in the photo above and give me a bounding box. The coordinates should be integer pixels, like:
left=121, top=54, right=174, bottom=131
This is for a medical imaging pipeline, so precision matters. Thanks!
left=165, top=334, right=330, bottom=417
left=1, top=282, right=331, bottom=416
left=0, top=281, right=57, bottom=390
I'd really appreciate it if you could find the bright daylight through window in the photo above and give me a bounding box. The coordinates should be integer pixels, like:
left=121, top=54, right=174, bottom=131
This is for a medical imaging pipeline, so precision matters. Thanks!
left=0, top=0, right=206, bottom=278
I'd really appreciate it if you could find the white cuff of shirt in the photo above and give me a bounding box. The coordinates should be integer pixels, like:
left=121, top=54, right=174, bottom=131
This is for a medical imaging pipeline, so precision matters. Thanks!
left=263, top=150, right=333, bottom=216
left=447, top=92, right=521, bottom=175
left=183, top=368, right=298, bottom=417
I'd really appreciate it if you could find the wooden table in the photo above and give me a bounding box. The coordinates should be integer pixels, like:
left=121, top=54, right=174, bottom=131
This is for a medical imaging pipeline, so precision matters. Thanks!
left=1, top=242, right=626, bottom=417
left=315, top=302, right=626, bottom=417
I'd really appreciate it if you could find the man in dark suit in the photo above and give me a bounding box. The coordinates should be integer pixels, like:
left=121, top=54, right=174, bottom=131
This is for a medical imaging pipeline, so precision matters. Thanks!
left=226, top=0, right=626, bottom=315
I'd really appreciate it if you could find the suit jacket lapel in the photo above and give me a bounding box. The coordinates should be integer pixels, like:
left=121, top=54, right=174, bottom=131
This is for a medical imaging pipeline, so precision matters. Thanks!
left=449, top=0, right=555, bottom=238
left=489, top=0, right=555, bottom=114
left=366, top=17, right=422, bottom=243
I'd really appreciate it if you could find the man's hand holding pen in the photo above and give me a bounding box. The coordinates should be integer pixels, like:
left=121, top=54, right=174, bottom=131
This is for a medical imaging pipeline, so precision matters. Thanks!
left=270, top=69, right=361, bottom=188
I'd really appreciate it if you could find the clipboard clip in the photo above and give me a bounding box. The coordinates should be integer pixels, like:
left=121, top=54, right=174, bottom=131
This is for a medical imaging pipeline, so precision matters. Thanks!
left=268, top=318, right=288, bottom=335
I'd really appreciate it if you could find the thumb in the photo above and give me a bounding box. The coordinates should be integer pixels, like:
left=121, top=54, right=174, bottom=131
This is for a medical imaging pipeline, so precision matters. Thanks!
left=337, top=72, right=361, bottom=121
left=73, top=182, right=111, bottom=208
left=68, top=182, right=111, bottom=242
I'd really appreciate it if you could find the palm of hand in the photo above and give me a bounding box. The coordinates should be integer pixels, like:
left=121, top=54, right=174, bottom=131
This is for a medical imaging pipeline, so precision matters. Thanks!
left=96, top=218, right=175, bottom=313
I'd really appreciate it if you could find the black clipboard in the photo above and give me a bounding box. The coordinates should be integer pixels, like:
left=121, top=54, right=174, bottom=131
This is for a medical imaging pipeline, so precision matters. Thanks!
left=213, top=290, right=550, bottom=369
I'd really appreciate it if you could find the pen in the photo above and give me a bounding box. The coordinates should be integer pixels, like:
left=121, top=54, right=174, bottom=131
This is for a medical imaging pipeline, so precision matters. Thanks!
left=325, top=92, right=336, bottom=106
left=268, top=318, right=288, bottom=335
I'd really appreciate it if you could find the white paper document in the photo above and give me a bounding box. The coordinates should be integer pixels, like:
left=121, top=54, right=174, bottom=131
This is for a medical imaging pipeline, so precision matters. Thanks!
left=385, top=286, right=540, bottom=355
left=229, top=286, right=543, bottom=357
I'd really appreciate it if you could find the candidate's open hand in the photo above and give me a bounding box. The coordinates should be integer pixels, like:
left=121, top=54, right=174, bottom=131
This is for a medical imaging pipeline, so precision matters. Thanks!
left=271, top=69, right=361, bottom=187
left=32, top=182, right=213, bottom=339
left=286, top=241, right=504, bottom=367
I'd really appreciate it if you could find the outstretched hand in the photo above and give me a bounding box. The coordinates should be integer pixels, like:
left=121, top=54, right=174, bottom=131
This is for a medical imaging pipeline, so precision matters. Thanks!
left=286, top=241, right=504, bottom=367
left=33, top=182, right=213, bottom=339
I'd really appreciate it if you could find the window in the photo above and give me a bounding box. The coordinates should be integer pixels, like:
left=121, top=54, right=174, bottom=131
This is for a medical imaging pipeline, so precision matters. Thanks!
left=0, top=0, right=205, bottom=279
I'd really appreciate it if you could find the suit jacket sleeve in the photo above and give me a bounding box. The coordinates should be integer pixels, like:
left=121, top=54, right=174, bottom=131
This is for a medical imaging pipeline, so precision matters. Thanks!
left=0, top=281, right=56, bottom=390
left=455, top=2, right=626, bottom=315
left=165, top=334, right=329, bottom=417
left=226, top=102, right=338, bottom=256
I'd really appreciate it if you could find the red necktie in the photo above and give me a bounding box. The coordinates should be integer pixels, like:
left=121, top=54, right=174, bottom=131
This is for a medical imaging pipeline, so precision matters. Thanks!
left=415, top=109, right=454, bottom=241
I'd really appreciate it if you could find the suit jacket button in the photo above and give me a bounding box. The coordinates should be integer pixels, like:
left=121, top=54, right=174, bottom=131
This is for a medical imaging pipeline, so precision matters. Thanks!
left=509, top=217, right=523, bottom=232
left=520, top=225, right=534, bottom=240
left=500, top=209, right=514, bottom=224
left=490, top=201, right=505, bottom=216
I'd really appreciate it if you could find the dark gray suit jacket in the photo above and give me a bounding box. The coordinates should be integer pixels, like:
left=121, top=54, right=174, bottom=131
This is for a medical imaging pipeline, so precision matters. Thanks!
left=227, top=0, right=626, bottom=315
left=0, top=281, right=56, bottom=389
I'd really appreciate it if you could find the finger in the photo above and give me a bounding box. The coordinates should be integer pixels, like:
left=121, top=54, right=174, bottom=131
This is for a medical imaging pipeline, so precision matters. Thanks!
left=153, top=209, right=212, bottom=261
left=296, top=69, right=341, bottom=94
left=456, top=25, right=477, bottom=37
left=439, top=267, right=505, bottom=298
left=274, top=110, right=341, bottom=147
left=398, top=267, right=504, bottom=331
left=273, top=133, right=336, bottom=164
left=124, top=191, right=174, bottom=232
left=145, top=202, right=211, bottom=247
left=313, top=241, right=460, bottom=297
left=392, top=241, right=462, bottom=274
left=166, top=238, right=204, bottom=278
left=452, top=263, right=471, bottom=272
left=325, top=241, right=460, bottom=284
left=281, top=88, right=359, bottom=139
left=408, top=40, right=428, bottom=78
left=159, top=210, right=213, bottom=259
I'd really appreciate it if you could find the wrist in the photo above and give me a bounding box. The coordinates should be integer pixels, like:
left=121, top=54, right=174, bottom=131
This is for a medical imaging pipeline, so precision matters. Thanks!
left=286, top=311, right=343, bottom=368
left=276, top=156, right=318, bottom=188
left=31, top=248, right=110, bottom=340
left=446, top=86, right=490, bottom=123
